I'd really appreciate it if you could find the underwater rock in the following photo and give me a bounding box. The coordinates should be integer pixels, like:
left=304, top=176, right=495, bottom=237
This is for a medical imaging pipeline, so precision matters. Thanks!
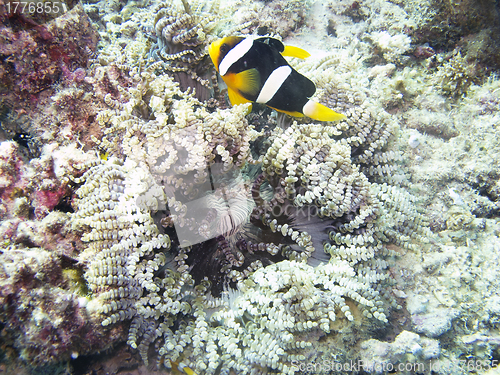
left=0, top=140, right=118, bottom=366
left=410, top=0, right=500, bottom=53
left=411, top=308, right=459, bottom=338
left=404, top=109, right=460, bottom=140
left=0, top=245, right=123, bottom=365
left=359, top=330, right=440, bottom=374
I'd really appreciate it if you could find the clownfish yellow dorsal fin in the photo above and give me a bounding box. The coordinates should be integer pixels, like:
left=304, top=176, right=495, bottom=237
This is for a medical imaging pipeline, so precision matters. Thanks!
left=281, top=45, right=311, bottom=59
left=303, top=100, right=346, bottom=122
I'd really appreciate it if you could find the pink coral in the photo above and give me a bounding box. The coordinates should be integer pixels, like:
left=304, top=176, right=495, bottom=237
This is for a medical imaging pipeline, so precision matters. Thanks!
left=33, top=186, right=68, bottom=218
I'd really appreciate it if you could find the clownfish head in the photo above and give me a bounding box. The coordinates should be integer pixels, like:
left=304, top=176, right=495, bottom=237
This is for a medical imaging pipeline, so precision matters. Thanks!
left=208, top=36, right=245, bottom=74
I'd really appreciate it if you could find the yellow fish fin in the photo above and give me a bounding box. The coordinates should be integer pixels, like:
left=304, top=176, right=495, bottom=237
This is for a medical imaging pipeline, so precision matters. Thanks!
left=269, top=106, right=304, bottom=118
left=178, top=362, right=198, bottom=375
left=227, top=87, right=252, bottom=107
left=281, top=45, right=311, bottom=59
left=303, top=101, right=346, bottom=122
left=232, top=68, right=260, bottom=97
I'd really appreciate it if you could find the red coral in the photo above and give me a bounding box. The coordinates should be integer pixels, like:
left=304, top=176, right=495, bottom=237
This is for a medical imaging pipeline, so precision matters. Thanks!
left=33, top=184, right=68, bottom=218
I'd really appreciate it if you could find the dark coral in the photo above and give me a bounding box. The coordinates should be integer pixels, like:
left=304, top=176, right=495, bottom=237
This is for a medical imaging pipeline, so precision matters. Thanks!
left=0, top=3, right=98, bottom=101
left=147, top=0, right=216, bottom=101
left=408, top=0, right=500, bottom=69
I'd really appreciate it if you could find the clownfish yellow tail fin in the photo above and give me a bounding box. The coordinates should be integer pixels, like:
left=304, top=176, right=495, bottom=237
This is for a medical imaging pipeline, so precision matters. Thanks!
left=303, top=100, right=346, bottom=122
left=282, top=45, right=311, bottom=59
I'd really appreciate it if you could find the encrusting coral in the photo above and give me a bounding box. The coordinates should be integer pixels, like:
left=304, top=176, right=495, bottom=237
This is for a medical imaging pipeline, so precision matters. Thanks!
left=0, top=3, right=98, bottom=106
left=0, top=141, right=124, bottom=366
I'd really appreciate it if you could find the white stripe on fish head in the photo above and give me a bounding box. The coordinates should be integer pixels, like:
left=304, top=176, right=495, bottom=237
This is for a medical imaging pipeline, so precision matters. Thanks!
left=219, top=38, right=254, bottom=76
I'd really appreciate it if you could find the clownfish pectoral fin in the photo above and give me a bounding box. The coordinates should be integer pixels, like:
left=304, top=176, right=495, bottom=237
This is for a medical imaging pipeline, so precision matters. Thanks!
left=227, top=87, right=252, bottom=106
left=302, top=100, right=347, bottom=122
left=281, top=45, right=311, bottom=59
left=232, top=68, right=261, bottom=97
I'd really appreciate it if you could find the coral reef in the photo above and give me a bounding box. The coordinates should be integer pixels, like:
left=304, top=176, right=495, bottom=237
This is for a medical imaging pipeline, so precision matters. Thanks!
left=0, top=245, right=123, bottom=365
left=0, top=3, right=98, bottom=101
left=433, top=51, right=484, bottom=98
left=2, top=0, right=500, bottom=373
left=359, top=330, right=440, bottom=374
left=408, top=0, right=500, bottom=64
left=235, top=0, right=307, bottom=38
left=0, top=141, right=121, bottom=366
left=68, top=53, right=431, bottom=373
left=0, top=2, right=100, bottom=160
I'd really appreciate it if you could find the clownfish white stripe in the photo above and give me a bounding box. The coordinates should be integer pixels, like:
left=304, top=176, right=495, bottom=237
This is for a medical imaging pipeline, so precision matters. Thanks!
left=302, top=100, right=318, bottom=118
left=256, top=65, right=292, bottom=104
left=219, top=38, right=254, bottom=76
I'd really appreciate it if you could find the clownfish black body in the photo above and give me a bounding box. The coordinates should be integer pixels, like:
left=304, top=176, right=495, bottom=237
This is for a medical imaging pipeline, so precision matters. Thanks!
left=209, top=36, right=346, bottom=122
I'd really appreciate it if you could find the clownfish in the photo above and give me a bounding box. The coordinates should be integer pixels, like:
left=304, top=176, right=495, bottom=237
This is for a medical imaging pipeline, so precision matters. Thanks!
left=208, top=36, right=346, bottom=122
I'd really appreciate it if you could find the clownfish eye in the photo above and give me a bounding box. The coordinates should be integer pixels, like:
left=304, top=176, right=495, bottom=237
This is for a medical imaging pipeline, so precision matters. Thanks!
left=220, top=43, right=229, bottom=54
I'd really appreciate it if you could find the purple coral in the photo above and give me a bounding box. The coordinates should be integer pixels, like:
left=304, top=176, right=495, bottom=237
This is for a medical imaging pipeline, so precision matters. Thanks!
left=0, top=247, right=125, bottom=365
left=0, top=141, right=125, bottom=367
